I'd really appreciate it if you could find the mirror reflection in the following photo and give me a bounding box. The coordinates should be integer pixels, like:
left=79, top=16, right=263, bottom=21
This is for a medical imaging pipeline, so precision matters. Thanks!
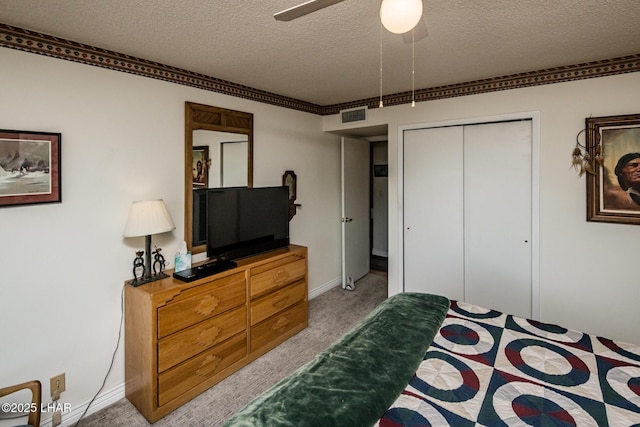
left=192, top=130, right=249, bottom=189
left=184, top=102, right=253, bottom=255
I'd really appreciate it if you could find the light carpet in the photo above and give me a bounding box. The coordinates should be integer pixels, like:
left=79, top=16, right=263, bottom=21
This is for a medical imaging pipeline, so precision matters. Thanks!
left=79, top=272, right=388, bottom=427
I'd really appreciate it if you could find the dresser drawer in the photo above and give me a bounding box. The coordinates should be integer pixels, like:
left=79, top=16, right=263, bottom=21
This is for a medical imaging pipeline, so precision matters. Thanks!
left=250, top=280, right=306, bottom=326
left=251, top=301, right=307, bottom=352
left=250, top=257, right=306, bottom=299
left=157, top=272, right=245, bottom=338
left=158, top=306, right=246, bottom=373
left=158, top=332, right=246, bottom=407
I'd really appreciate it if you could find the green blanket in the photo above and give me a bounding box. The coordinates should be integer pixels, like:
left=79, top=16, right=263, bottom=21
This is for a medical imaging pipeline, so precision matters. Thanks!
left=223, top=292, right=450, bottom=427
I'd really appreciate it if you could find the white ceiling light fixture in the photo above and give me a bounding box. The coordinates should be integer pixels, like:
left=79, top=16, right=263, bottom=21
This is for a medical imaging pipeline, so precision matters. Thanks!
left=380, top=0, right=423, bottom=34
left=273, top=0, right=427, bottom=108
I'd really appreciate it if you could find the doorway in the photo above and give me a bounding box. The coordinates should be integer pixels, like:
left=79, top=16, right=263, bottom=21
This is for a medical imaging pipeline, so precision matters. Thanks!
left=370, top=140, right=388, bottom=273
left=340, top=134, right=389, bottom=288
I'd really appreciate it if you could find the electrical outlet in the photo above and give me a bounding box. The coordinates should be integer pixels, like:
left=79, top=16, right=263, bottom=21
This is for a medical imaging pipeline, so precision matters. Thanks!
left=52, top=410, right=62, bottom=426
left=50, top=373, right=66, bottom=400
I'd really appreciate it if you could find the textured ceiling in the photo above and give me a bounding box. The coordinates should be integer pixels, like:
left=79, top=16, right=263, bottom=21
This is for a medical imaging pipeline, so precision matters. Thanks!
left=1, top=0, right=640, bottom=106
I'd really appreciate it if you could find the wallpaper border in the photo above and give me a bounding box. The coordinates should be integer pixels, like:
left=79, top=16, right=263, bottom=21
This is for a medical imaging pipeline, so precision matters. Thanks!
left=2, top=23, right=639, bottom=116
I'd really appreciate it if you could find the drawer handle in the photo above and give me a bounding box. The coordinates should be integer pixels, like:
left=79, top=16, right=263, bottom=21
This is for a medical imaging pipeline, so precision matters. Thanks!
left=196, top=326, right=221, bottom=347
left=272, top=315, right=290, bottom=333
left=195, top=294, right=220, bottom=317
left=272, top=296, right=289, bottom=309
left=196, top=354, right=222, bottom=377
left=273, top=270, right=290, bottom=286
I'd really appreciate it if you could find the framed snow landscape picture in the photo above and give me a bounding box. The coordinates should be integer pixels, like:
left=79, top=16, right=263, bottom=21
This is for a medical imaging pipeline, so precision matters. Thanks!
left=0, top=130, right=61, bottom=207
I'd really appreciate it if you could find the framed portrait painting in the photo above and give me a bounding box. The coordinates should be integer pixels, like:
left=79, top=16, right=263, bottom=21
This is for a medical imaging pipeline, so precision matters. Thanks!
left=192, top=145, right=209, bottom=188
left=586, top=114, right=640, bottom=224
left=0, top=130, right=61, bottom=207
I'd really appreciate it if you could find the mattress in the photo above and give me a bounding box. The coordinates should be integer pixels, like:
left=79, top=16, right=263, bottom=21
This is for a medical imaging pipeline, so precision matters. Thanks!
left=377, top=300, right=640, bottom=426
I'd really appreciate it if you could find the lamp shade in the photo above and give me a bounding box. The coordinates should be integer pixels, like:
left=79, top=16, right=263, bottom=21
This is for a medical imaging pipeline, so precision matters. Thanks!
left=380, top=0, right=423, bottom=34
left=123, top=199, right=175, bottom=238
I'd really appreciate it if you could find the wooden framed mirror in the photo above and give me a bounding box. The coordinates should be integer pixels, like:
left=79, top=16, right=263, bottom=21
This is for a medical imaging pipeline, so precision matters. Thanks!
left=185, top=102, right=253, bottom=254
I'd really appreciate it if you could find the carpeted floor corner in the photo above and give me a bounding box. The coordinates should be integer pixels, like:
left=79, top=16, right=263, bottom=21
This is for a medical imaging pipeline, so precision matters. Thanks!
left=78, top=272, right=388, bottom=427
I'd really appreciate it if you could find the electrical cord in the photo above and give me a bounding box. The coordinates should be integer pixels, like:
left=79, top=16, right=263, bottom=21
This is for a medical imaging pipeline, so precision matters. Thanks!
left=74, top=283, right=125, bottom=426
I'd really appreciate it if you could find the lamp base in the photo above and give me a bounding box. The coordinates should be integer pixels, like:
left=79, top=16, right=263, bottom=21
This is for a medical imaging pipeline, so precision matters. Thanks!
left=126, top=272, right=169, bottom=287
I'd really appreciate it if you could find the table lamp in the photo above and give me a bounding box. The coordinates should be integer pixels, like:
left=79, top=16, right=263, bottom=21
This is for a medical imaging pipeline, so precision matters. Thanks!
left=123, top=199, right=175, bottom=286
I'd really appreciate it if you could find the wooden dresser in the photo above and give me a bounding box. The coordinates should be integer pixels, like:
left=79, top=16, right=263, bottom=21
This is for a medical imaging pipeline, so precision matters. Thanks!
left=124, top=245, right=308, bottom=422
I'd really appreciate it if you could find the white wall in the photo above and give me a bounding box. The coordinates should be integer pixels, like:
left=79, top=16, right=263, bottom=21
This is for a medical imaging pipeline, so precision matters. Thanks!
left=324, top=72, right=640, bottom=346
left=0, top=47, right=341, bottom=424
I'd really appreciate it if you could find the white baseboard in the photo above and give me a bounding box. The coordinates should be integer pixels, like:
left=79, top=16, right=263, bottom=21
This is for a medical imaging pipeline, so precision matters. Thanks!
left=54, top=383, right=125, bottom=427
left=308, top=276, right=342, bottom=300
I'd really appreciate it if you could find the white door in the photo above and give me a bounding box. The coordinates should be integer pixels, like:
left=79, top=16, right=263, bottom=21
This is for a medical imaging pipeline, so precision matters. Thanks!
left=221, top=141, right=248, bottom=187
left=341, top=137, right=370, bottom=289
left=463, top=121, right=532, bottom=317
left=404, top=126, right=465, bottom=300
left=403, top=120, right=532, bottom=318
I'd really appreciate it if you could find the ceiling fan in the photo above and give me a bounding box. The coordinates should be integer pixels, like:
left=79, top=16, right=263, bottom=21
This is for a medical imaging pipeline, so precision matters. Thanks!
left=274, top=0, right=346, bottom=21
left=273, top=0, right=428, bottom=43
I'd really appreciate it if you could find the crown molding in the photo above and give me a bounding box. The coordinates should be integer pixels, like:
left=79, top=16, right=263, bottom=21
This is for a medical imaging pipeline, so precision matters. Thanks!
left=2, top=23, right=639, bottom=116
left=0, top=23, right=322, bottom=114
left=322, top=54, right=640, bottom=115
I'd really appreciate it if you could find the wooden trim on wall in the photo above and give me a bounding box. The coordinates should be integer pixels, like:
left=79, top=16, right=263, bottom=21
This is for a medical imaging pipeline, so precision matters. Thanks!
left=2, top=22, right=639, bottom=116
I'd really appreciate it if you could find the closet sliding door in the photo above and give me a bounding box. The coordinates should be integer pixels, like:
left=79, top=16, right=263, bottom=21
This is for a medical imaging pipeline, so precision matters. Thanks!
left=403, top=120, right=532, bottom=318
left=404, top=126, right=464, bottom=301
left=463, top=121, right=532, bottom=317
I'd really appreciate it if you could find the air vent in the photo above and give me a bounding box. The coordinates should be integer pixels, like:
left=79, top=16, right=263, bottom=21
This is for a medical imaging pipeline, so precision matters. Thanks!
left=340, top=107, right=367, bottom=123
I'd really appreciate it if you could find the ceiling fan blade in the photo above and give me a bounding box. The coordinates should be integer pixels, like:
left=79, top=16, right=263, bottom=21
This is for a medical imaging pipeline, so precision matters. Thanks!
left=402, top=16, right=428, bottom=43
left=274, top=0, right=346, bottom=21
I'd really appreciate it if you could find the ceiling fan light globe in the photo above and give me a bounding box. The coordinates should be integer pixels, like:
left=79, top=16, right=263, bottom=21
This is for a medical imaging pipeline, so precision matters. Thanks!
left=380, top=0, right=423, bottom=34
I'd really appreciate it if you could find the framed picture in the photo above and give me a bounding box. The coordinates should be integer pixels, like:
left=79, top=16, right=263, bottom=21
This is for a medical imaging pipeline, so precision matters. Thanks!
left=192, top=145, right=209, bottom=188
left=0, top=130, right=61, bottom=207
left=586, top=114, right=640, bottom=224
left=374, top=164, right=388, bottom=177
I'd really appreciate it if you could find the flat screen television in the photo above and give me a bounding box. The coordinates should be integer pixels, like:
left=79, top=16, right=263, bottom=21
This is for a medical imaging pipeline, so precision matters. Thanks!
left=206, top=186, right=290, bottom=262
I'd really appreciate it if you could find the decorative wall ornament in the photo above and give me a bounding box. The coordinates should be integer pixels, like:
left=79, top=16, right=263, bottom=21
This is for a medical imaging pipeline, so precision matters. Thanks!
left=585, top=114, right=640, bottom=224
left=283, top=170, right=301, bottom=220
left=572, top=126, right=603, bottom=176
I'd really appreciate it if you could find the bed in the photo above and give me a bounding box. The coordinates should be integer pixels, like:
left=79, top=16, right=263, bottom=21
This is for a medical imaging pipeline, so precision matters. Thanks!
left=223, top=294, right=640, bottom=426
left=376, top=300, right=640, bottom=426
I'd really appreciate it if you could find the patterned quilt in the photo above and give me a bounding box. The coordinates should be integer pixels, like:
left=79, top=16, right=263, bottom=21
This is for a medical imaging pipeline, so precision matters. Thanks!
left=376, top=300, right=640, bottom=426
